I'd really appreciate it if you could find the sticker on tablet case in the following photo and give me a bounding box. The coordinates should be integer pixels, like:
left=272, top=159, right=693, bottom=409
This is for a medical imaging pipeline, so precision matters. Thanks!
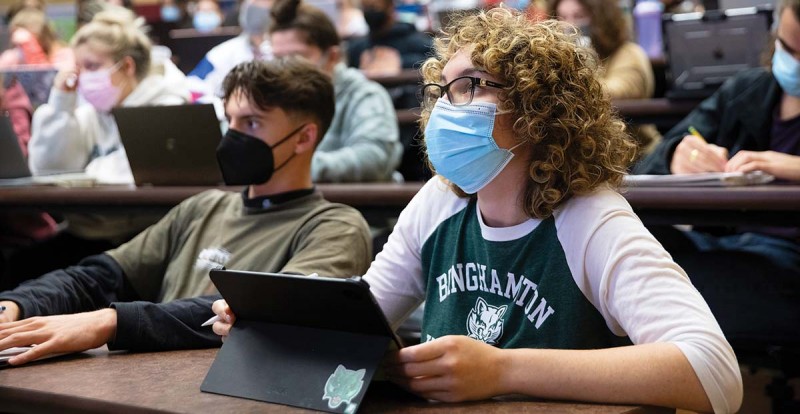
left=323, top=364, right=365, bottom=413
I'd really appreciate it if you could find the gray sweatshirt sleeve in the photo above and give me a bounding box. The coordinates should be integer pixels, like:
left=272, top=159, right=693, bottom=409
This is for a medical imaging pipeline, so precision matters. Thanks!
left=311, top=82, right=402, bottom=182
left=28, top=88, right=95, bottom=174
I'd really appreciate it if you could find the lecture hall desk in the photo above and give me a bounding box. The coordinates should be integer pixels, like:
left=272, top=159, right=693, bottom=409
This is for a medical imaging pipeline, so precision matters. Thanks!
left=0, top=347, right=672, bottom=414
left=0, top=182, right=798, bottom=226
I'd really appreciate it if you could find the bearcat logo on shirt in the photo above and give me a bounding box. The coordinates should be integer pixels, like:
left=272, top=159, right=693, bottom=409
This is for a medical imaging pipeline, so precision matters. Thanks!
left=194, top=247, right=231, bottom=271
left=466, top=297, right=507, bottom=345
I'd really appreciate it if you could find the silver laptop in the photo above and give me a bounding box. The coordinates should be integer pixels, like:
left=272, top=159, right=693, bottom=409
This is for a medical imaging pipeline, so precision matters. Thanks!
left=112, top=104, right=224, bottom=186
left=0, top=116, right=92, bottom=186
left=663, top=6, right=773, bottom=99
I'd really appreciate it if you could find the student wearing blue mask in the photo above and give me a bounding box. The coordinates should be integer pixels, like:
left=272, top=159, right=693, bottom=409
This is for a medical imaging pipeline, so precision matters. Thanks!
left=634, top=0, right=800, bottom=351
left=192, top=0, right=224, bottom=33
left=211, top=8, right=742, bottom=412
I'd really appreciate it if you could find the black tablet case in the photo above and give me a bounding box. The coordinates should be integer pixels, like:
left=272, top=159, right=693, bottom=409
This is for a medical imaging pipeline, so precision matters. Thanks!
left=201, top=270, right=401, bottom=413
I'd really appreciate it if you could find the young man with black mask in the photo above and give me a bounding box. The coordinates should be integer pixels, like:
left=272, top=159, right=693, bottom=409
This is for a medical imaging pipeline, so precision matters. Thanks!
left=0, top=58, right=372, bottom=365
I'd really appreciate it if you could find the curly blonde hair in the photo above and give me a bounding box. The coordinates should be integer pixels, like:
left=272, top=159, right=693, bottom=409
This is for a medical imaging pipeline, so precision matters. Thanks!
left=420, top=7, right=637, bottom=219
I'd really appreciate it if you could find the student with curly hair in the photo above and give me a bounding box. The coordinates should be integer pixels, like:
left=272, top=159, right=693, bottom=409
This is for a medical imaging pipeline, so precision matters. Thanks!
left=548, top=0, right=661, bottom=155
left=211, top=7, right=742, bottom=412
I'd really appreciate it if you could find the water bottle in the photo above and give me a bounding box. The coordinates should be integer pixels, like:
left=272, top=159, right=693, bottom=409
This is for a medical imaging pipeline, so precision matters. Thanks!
left=633, top=0, right=664, bottom=60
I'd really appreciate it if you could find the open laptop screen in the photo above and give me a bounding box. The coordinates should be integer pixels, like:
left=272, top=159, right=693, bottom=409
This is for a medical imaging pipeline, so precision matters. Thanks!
left=663, top=6, right=773, bottom=99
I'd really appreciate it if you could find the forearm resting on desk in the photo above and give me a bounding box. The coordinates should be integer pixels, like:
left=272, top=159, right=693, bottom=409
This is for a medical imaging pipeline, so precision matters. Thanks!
left=499, top=343, right=713, bottom=412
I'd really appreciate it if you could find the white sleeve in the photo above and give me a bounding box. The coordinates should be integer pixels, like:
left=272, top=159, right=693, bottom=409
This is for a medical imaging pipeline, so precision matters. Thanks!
left=28, top=88, right=95, bottom=175
left=557, top=190, right=743, bottom=414
left=364, top=178, right=465, bottom=330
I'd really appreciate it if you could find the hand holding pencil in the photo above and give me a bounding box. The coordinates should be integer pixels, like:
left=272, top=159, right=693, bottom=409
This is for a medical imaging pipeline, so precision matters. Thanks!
left=670, top=126, right=729, bottom=174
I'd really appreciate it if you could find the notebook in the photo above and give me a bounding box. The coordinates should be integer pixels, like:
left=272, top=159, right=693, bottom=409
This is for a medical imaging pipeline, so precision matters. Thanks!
left=663, top=6, right=773, bottom=99
left=0, top=115, right=94, bottom=187
left=624, top=170, right=775, bottom=187
left=202, top=270, right=402, bottom=413
left=112, top=104, right=224, bottom=186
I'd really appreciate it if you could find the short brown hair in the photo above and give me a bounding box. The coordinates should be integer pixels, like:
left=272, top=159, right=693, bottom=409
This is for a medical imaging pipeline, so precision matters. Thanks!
left=421, top=8, right=637, bottom=219
left=222, top=59, right=336, bottom=142
left=547, top=0, right=629, bottom=60
left=269, top=0, right=340, bottom=50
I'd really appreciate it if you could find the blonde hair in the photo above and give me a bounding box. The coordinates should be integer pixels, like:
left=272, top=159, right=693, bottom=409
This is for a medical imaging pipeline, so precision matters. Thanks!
left=70, top=8, right=151, bottom=80
left=10, top=8, right=59, bottom=56
left=420, top=8, right=637, bottom=219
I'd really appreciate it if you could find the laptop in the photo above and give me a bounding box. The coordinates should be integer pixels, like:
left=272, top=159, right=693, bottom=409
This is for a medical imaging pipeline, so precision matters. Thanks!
left=663, top=6, right=773, bottom=99
left=167, top=27, right=240, bottom=73
left=0, top=66, right=58, bottom=108
left=202, top=270, right=402, bottom=413
left=112, top=104, right=224, bottom=186
left=0, top=115, right=93, bottom=186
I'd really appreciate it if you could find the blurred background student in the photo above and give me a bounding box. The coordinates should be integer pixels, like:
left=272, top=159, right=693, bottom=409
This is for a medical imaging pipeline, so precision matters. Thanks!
left=548, top=0, right=660, bottom=157
left=270, top=0, right=401, bottom=182
left=187, top=0, right=273, bottom=104
left=159, top=0, right=194, bottom=29
left=193, top=0, right=225, bottom=32
left=346, top=0, right=432, bottom=76
left=0, top=7, right=73, bottom=69
left=1, top=8, right=191, bottom=290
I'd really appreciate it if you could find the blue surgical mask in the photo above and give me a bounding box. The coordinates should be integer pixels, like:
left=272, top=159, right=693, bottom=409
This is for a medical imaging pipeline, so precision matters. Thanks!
left=239, top=2, right=272, bottom=35
left=161, top=5, right=181, bottom=23
left=773, top=44, right=800, bottom=97
left=194, top=11, right=222, bottom=33
left=424, top=100, right=523, bottom=194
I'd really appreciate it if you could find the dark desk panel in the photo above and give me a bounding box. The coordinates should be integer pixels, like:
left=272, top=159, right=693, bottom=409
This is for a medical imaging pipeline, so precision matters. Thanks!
left=0, top=183, right=797, bottom=226
left=396, top=99, right=701, bottom=129
left=0, top=347, right=669, bottom=414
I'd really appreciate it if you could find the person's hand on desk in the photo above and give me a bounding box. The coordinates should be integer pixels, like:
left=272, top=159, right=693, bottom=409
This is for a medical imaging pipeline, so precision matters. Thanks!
left=211, top=299, right=236, bottom=341
left=0, top=309, right=116, bottom=365
left=382, top=335, right=505, bottom=402
left=725, top=150, right=800, bottom=181
left=670, top=135, right=729, bottom=174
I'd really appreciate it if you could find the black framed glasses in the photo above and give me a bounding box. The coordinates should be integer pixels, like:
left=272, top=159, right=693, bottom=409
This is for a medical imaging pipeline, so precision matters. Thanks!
left=421, top=76, right=507, bottom=108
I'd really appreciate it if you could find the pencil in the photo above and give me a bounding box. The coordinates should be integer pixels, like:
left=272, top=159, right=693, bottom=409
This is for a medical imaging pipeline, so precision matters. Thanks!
left=688, top=126, right=706, bottom=143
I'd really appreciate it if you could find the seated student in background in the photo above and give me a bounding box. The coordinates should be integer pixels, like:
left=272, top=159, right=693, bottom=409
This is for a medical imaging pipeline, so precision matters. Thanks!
left=0, top=58, right=372, bottom=362
left=211, top=8, right=742, bottom=413
left=4, top=0, right=45, bottom=23
left=633, top=0, right=800, bottom=346
left=187, top=0, right=274, bottom=103
left=192, top=0, right=225, bottom=33
left=549, top=0, right=660, bottom=156
left=3, top=9, right=191, bottom=287
left=159, top=0, right=194, bottom=29
left=270, top=0, right=401, bottom=182
left=346, top=0, right=432, bottom=76
left=0, top=7, right=74, bottom=69
left=29, top=8, right=189, bottom=184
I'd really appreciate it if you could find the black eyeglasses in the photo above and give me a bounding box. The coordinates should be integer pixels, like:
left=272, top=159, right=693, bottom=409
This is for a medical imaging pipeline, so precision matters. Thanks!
left=421, top=76, right=507, bottom=108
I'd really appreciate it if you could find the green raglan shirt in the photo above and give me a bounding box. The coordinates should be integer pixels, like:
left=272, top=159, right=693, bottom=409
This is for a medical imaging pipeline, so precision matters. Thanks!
left=420, top=200, right=630, bottom=349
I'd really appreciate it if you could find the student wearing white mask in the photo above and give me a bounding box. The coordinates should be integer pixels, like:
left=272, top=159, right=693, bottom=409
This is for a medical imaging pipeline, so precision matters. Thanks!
left=187, top=0, right=274, bottom=104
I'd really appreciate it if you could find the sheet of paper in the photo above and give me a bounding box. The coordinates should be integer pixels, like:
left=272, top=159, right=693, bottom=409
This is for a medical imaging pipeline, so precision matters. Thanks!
left=624, top=171, right=775, bottom=187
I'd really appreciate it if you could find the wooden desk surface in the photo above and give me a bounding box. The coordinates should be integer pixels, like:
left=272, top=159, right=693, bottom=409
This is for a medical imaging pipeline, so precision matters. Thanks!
left=0, top=348, right=668, bottom=414
left=0, top=183, right=798, bottom=225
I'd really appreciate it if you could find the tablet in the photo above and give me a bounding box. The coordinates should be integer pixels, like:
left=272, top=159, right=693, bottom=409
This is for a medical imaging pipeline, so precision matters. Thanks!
left=202, top=270, right=402, bottom=413
left=208, top=270, right=402, bottom=348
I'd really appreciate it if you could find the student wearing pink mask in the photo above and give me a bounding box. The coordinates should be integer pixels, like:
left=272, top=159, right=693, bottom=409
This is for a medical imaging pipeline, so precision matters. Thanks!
left=28, top=8, right=190, bottom=184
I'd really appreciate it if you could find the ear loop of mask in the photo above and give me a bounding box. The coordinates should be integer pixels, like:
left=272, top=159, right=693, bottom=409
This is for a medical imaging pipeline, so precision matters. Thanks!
left=271, top=123, right=308, bottom=173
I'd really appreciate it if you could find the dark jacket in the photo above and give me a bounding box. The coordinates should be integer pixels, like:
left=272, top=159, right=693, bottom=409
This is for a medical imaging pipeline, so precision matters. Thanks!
left=634, top=68, right=782, bottom=174
left=346, top=22, right=433, bottom=69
